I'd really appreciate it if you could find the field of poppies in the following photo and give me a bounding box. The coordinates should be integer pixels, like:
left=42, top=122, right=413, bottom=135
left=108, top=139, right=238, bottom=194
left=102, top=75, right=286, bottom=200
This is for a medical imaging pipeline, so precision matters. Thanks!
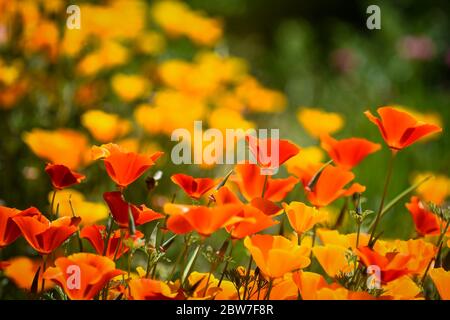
left=0, top=0, right=449, bottom=300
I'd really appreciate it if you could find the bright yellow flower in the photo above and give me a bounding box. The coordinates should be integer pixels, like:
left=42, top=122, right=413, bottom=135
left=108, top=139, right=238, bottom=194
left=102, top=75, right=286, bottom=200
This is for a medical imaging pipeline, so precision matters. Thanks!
left=23, top=129, right=91, bottom=170
left=412, top=172, right=449, bottom=205
left=81, top=110, right=131, bottom=143
left=297, top=107, right=344, bottom=138
left=111, top=73, right=150, bottom=102
left=429, top=268, right=450, bottom=300
left=312, top=244, right=354, bottom=278
left=244, top=234, right=311, bottom=279
left=48, top=189, right=109, bottom=225
left=187, top=272, right=238, bottom=300
left=316, top=229, right=370, bottom=249
left=382, top=276, right=422, bottom=300
left=283, top=201, right=328, bottom=235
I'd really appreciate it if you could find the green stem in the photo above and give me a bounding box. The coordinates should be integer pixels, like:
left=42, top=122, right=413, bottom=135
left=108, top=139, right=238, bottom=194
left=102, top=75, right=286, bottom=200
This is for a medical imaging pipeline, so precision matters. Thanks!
left=261, top=175, right=269, bottom=198
left=41, top=255, right=47, bottom=293
left=265, top=278, right=274, bottom=300
left=421, top=220, right=450, bottom=284
left=243, top=255, right=253, bottom=300
left=356, top=222, right=361, bottom=248
left=218, top=238, right=234, bottom=287
left=50, top=189, right=57, bottom=218
left=369, top=152, right=396, bottom=247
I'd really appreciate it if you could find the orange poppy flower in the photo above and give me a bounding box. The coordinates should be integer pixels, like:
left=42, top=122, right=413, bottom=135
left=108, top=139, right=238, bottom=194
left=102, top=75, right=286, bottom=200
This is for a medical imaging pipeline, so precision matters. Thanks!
left=164, top=203, right=243, bottom=237
left=312, top=244, right=355, bottom=278
left=215, top=186, right=280, bottom=216
left=43, top=253, right=123, bottom=300
left=405, top=196, right=442, bottom=236
left=320, top=134, right=381, bottom=170
left=103, top=191, right=164, bottom=228
left=171, top=173, right=216, bottom=200
left=244, top=234, right=311, bottom=279
left=94, top=143, right=163, bottom=188
left=214, top=186, right=243, bottom=205
left=292, top=271, right=375, bottom=300
left=225, top=204, right=278, bottom=239
left=356, top=246, right=411, bottom=283
left=127, top=278, right=182, bottom=300
left=429, top=268, right=450, bottom=300
left=13, top=207, right=80, bottom=255
left=283, top=201, right=327, bottom=235
left=246, top=135, right=300, bottom=173
left=45, top=163, right=85, bottom=190
left=0, top=205, right=22, bottom=248
left=304, top=165, right=365, bottom=208
left=364, top=106, right=442, bottom=151
left=80, top=225, right=144, bottom=260
left=232, top=163, right=298, bottom=202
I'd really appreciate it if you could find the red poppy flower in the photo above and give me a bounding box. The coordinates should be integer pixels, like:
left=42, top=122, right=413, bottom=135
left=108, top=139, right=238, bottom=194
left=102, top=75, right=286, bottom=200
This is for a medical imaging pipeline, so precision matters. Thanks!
left=303, top=165, right=365, bottom=208
left=43, top=253, right=123, bottom=300
left=364, top=106, right=442, bottom=151
left=0, top=205, right=22, bottom=248
left=246, top=135, right=300, bottom=173
left=164, top=203, right=244, bottom=237
left=80, top=225, right=144, bottom=260
left=94, top=143, right=163, bottom=188
left=103, top=191, right=163, bottom=228
left=356, top=246, right=412, bottom=283
left=12, top=207, right=80, bottom=255
left=320, top=134, right=381, bottom=170
left=45, top=163, right=85, bottom=190
left=171, top=174, right=216, bottom=200
left=232, top=163, right=299, bottom=202
left=405, top=196, right=442, bottom=236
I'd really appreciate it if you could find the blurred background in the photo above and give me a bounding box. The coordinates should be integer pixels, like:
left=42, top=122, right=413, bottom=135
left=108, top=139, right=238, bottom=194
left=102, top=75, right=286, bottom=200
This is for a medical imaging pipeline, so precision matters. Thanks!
left=0, top=0, right=448, bottom=298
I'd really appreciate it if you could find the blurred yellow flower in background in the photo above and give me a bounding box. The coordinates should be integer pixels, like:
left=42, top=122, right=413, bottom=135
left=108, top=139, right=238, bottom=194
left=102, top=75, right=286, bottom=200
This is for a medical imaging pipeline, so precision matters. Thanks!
left=297, top=107, right=344, bottom=138
left=48, top=189, right=109, bottom=225
left=77, top=41, right=129, bottom=76
left=23, top=129, right=91, bottom=169
left=4, top=256, right=54, bottom=291
left=135, top=90, right=206, bottom=135
left=151, top=0, right=222, bottom=46
left=111, top=73, right=150, bottom=102
left=412, top=172, right=449, bottom=205
left=236, top=76, right=286, bottom=113
left=136, top=31, right=166, bottom=55
left=81, top=110, right=131, bottom=143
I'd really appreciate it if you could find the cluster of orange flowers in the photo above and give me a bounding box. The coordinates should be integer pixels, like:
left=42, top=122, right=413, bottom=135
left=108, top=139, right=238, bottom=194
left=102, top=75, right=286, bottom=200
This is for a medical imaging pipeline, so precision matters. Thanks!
left=1, top=105, right=449, bottom=300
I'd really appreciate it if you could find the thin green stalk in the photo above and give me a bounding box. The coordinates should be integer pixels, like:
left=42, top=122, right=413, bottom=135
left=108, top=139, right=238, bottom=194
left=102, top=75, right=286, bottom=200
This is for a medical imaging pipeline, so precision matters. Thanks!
left=265, top=278, right=274, bottom=300
left=218, top=238, right=234, bottom=287
left=40, top=255, right=47, bottom=293
left=369, top=152, right=396, bottom=247
left=421, top=219, right=450, bottom=284
left=261, top=175, right=269, bottom=198
left=50, top=189, right=57, bottom=218
left=242, top=255, right=253, bottom=300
